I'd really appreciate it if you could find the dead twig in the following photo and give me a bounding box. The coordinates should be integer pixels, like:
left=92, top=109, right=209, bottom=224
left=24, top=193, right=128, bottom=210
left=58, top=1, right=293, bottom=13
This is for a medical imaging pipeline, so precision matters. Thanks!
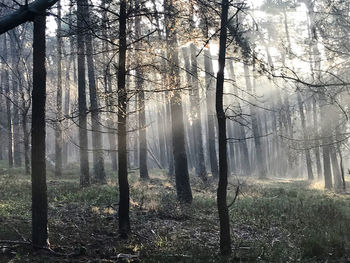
left=227, top=185, right=240, bottom=209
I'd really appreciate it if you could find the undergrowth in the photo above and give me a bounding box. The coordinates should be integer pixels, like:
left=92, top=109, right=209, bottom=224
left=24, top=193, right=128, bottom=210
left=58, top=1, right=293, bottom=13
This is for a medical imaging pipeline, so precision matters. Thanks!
left=0, top=163, right=350, bottom=262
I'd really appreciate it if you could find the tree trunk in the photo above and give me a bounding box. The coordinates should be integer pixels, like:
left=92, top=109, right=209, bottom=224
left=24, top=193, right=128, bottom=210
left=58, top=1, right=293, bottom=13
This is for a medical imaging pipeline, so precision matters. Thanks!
left=297, top=91, right=313, bottom=180
left=165, top=0, right=192, bottom=203
left=2, top=34, right=13, bottom=168
left=55, top=0, right=63, bottom=177
left=117, top=0, right=130, bottom=238
left=204, top=48, right=219, bottom=178
left=9, top=31, right=22, bottom=167
left=320, top=96, right=332, bottom=189
left=157, top=97, right=167, bottom=168
left=312, top=98, right=322, bottom=179
left=190, top=44, right=207, bottom=181
left=243, top=63, right=266, bottom=178
left=31, top=14, right=49, bottom=248
left=83, top=0, right=106, bottom=183
left=77, top=0, right=90, bottom=187
left=216, top=0, right=231, bottom=255
left=135, top=0, right=149, bottom=179
left=101, top=0, right=117, bottom=171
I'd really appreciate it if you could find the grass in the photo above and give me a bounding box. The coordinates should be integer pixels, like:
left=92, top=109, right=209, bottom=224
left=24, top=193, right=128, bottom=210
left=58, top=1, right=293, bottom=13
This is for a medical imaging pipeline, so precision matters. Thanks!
left=1, top=162, right=350, bottom=262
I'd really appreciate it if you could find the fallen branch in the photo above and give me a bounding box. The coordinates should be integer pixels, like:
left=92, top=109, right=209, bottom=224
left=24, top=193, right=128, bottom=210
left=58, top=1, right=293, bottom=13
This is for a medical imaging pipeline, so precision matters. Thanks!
left=227, top=185, right=240, bottom=209
left=0, top=240, right=81, bottom=257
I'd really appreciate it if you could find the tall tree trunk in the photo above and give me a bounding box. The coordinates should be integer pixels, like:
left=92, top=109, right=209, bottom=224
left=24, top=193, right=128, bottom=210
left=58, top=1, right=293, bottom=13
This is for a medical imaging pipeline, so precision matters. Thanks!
left=243, top=63, right=266, bottom=178
left=330, top=143, right=342, bottom=190
left=190, top=44, right=207, bottom=181
left=216, top=0, right=231, bottom=255
left=55, top=0, right=63, bottom=177
left=0, top=75, right=5, bottom=161
left=297, top=91, right=313, bottom=180
left=77, top=0, right=90, bottom=187
left=135, top=0, right=149, bottom=179
left=9, top=31, right=21, bottom=167
left=204, top=48, right=219, bottom=178
left=117, top=0, right=130, bottom=237
left=165, top=93, right=175, bottom=176
left=320, top=95, right=332, bottom=189
left=157, top=97, right=167, bottom=167
left=83, top=0, right=106, bottom=183
left=22, top=110, right=30, bottom=175
left=31, top=14, right=49, bottom=248
left=62, top=33, right=73, bottom=167
left=165, top=0, right=192, bottom=203
left=182, top=47, right=196, bottom=172
left=101, top=0, right=117, bottom=171
left=2, top=34, right=13, bottom=168
left=312, top=98, right=322, bottom=179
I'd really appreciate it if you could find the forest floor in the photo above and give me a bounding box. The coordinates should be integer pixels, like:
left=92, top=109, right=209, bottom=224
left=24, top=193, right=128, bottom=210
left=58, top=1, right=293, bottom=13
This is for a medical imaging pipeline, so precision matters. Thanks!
left=1, top=161, right=350, bottom=262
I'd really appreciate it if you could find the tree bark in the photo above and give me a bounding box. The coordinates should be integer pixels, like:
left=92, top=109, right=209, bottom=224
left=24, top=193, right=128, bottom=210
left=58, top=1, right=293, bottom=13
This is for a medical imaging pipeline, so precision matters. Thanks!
left=55, top=0, right=63, bottom=177
left=10, top=31, right=22, bottom=167
left=297, top=91, right=313, bottom=180
left=83, top=0, right=106, bottom=183
left=31, top=14, right=49, bottom=248
left=216, top=0, right=231, bottom=255
left=117, top=0, right=130, bottom=238
left=203, top=48, right=219, bottom=178
left=2, top=34, right=13, bottom=168
left=0, top=0, right=58, bottom=34
left=243, top=63, right=266, bottom=178
left=77, top=0, right=90, bottom=187
left=135, top=0, right=149, bottom=179
left=190, top=43, right=207, bottom=181
left=165, top=0, right=192, bottom=203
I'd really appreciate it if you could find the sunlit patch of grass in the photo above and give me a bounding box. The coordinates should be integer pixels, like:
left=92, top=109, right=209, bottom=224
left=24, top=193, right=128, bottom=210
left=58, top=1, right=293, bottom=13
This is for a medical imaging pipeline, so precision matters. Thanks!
left=309, top=180, right=325, bottom=190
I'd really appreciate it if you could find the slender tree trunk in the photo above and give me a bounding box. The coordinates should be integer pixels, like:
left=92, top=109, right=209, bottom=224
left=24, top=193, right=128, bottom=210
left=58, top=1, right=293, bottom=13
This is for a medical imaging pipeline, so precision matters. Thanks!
left=2, top=34, right=13, bottom=168
left=0, top=76, right=5, bottom=161
left=10, top=32, right=21, bottom=167
left=62, top=34, right=73, bottom=167
left=31, top=14, right=49, bottom=248
left=117, top=0, right=130, bottom=237
left=101, top=0, right=117, bottom=171
left=182, top=47, right=196, bottom=172
left=312, top=98, right=322, bottom=179
left=77, top=0, right=90, bottom=187
left=243, top=63, right=266, bottom=178
left=22, top=110, right=30, bottom=175
left=297, top=91, right=313, bottom=180
left=135, top=0, right=149, bottom=179
left=83, top=0, right=106, bottom=183
left=330, top=143, right=342, bottom=190
left=55, top=0, right=63, bottom=177
left=157, top=97, right=167, bottom=167
left=216, top=0, right=231, bottom=255
left=320, top=95, right=332, bottom=189
left=204, top=48, right=219, bottom=178
left=165, top=93, right=175, bottom=176
left=165, top=0, right=192, bottom=203
left=190, top=44, right=207, bottom=181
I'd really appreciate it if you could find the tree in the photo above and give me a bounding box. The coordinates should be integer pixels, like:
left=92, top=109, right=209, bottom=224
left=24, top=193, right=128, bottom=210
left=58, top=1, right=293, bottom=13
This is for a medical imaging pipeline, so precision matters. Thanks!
left=216, top=0, right=231, bottom=255
left=77, top=0, right=90, bottom=187
left=117, top=0, right=130, bottom=238
left=135, top=0, right=149, bottom=180
left=83, top=0, right=107, bottom=184
left=2, top=33, right=14, bottom=168
left=31, top=13, right=49, bottom=248
left=55, top=0, right=63, bottom=177
left=165, top=0, right=192, bottom=203
left=0, top=0, right=58, bottom=34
